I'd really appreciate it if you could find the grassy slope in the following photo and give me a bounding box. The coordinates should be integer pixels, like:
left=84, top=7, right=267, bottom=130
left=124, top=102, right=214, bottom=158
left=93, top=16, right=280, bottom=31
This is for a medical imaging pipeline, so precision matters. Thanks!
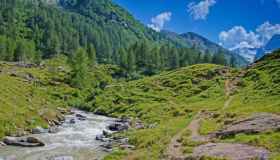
left=87, top=64, right=231, bottom=159
left=0, top=56, right=74, bottom=137
left=87, top=52, right=280, bottom=159
left=0, top=55, right=116, bottom=138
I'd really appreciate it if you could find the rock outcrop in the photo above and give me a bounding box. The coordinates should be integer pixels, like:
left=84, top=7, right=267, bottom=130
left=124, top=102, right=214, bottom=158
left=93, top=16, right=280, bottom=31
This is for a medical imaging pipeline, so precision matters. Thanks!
left=215, top=113, right=280, bottom=138
left=192, top=143, right=269, bottom=160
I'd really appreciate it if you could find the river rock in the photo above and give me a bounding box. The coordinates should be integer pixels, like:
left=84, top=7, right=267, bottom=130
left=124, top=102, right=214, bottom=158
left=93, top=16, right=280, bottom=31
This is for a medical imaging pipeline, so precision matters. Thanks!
left=69, top=119, right=76, bottom=124
left=108, top=123, right=129, bottom=131
left=52, top=156, right=74, bottom=160
left=32, top=126, right=47, bottom=134
left=76, top=114, right=87, bottom=119
left=215, top=113, right=280, bottom=138
left=49, top=126, right=59, bottom=133
left=96, top=134, right=105, bottom=141
left=0, top=141, right=6, bottom=147
left=119, top=144, right=135, bottom=150
left=2, top=155, right=17, bottom=160
left=3, top=136, right=45, bottom=147
left=103, top=130, right=111, bottom=137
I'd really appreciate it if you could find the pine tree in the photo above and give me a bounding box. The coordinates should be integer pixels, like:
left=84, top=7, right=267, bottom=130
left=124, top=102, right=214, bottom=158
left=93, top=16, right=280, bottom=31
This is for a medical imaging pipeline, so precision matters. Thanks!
left=70, top=48, right=89, bottom=89
left=212, top=52, right=226, bottom=65
left=87, top=44, right=97, bottom=66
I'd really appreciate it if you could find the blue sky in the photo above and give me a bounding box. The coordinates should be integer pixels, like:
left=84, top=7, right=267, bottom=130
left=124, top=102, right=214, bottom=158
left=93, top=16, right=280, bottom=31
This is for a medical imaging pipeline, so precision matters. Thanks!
left=113, top=0, right=280, bottom=61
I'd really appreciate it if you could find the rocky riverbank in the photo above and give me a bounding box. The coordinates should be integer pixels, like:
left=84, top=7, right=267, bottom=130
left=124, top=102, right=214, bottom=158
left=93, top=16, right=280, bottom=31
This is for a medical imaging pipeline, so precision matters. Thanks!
left=0, top=109, right=131, bottom=160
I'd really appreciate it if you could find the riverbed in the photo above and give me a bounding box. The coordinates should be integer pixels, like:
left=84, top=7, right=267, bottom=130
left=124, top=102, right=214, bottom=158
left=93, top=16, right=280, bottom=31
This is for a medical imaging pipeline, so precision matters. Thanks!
left=0, top=109, right=116, bottom=160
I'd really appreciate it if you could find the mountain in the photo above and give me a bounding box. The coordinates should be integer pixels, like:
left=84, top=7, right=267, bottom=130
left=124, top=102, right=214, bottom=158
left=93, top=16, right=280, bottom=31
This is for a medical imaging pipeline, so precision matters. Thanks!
left=255, top=34, right=280, bottom=60
left=162, top=31, right=248, bottom=66
left=0, top=0, right=247, bottom=69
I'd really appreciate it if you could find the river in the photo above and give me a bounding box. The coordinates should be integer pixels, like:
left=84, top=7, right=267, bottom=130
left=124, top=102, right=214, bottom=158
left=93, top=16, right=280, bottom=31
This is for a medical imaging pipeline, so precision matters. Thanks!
left=0, top=109, right=116, bottom=160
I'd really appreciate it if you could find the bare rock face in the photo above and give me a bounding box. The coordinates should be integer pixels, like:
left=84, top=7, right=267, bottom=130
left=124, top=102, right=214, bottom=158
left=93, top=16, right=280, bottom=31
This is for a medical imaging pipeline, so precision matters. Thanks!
left=192, top=143, right=269, bottom=160
left=215, top=113, right=280, bottom=138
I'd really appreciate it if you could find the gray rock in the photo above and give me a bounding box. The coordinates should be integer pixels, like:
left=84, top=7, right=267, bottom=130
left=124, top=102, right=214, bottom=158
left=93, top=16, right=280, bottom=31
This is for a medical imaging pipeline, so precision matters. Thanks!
left=96, top=134, right=105, bottom=141
left=192, top=143, right=270, bottom=160
left=49, top=126, right=59, bottom=133
left=32, top=126, right=47, bottom=134
left=3, top=136, right=45, bottom=147
left=119, top=144, right=135, bottom=150
left=52, top=156, right=74, bottom=160
left=69, top=119, right=76, bottom=124
left=108, top=123, right=129, bottom=131
left=0, top=141, right=6, bottom=147
left=76, top=114, right=87, bottom=119
left=215, top=113, right=280, bottom=138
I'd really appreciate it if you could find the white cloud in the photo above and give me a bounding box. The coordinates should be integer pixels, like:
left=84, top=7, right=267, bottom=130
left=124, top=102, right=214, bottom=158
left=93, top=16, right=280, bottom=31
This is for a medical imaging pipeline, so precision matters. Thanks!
left=219, top=26, right=261, bottom=50
left=219, top=22, right=280, bottom=62
left=256, top=22, right=280, bottom=44
left=187, top=0, right=216, bottom=20
left=148, top=12, right=172, bottom=32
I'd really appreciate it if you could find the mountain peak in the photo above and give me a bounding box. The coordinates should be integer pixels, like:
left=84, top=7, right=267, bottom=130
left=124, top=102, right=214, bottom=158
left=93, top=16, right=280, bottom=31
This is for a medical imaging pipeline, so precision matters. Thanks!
left=255, top=34, right=280, bottom=60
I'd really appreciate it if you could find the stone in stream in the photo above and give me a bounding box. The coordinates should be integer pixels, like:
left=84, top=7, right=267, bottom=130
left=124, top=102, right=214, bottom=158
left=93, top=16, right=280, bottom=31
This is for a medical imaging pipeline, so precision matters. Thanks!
left=3, top=136, right=45, bottom=147
left=49, top=126, right=59, bottom=133
left=52, top=156, right=74, bottom=160
left=192, top=143, right=270, bottom=160
left=76, top=114, right=87, bottom=119
left=69, top=119, right=76, bottom=124
left=0, top=141, right=6, bottom=147
left=108, top=122, right=129, bottom=131
left=0, top=155, right=17, bottom=160
left=31, top=126, right=48, bottom=134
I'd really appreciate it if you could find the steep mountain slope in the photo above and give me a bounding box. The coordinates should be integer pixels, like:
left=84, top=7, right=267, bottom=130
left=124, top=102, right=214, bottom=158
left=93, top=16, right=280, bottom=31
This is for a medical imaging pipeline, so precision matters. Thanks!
left=162, top=31, right=248, bottom=66
left=255, top=34, right=280, bottom=60
left=0, top=0, right=245, bottom=68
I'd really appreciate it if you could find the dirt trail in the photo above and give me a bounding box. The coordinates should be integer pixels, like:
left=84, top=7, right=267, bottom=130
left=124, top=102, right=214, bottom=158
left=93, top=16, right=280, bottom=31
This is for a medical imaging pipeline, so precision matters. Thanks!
left=165, top=113, right=210, bottom=160
left=166, top=128, right=186, bottom=160
left=223, top=79, right=234, bottom=110
left=187, top=113, right=211, bottom=143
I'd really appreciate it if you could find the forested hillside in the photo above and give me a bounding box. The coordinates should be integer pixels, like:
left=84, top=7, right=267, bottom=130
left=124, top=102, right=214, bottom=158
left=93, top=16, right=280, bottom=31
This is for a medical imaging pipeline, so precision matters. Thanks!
left=0, top=0, right=245, bottom=78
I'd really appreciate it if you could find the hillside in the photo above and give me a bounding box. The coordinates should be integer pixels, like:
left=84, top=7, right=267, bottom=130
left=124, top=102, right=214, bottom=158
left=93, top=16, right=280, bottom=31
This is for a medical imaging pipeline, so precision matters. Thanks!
left=0, top=50, right=279, bottom=159
left=0, top=55, right=118, bottom=138
left=81, top=50, right=280, bottom=160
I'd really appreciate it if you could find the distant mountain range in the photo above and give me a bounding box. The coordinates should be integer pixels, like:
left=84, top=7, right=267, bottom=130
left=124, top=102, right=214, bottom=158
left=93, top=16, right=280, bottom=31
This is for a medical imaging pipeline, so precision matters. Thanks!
left=161, top=30, right=248, bottom=66
left=255, top=34, right=280, bottom=60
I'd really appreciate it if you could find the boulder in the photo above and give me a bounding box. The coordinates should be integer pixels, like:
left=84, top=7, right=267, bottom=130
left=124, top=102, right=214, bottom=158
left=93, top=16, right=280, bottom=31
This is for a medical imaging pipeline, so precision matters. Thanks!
left=0, top=141, right=6, bottom=147
left=32, top=126, right=47, bottom=134
left=108, top=123, right=129, bottom=131
left=76, top=114, right=87, bottom=119
left=69, top=119, right=76, bottom=124
left=49, top=126, right=59, bottom=134
left=52, top=156, right=74, bottom=160
left=96, top=134, right=105, bottom=141
left=103, top=130, right=111, bottom=137
left=3, top=136, right=45, bottom=147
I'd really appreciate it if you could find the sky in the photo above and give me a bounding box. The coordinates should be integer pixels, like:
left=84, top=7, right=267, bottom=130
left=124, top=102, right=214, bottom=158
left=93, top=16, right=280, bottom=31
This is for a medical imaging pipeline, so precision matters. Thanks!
left=113, top=0, right=280, bottom=61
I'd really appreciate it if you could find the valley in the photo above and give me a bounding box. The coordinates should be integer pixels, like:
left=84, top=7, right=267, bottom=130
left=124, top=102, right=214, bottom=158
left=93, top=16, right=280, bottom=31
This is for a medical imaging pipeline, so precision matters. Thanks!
left=0, top=0, right=279, bottom=160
